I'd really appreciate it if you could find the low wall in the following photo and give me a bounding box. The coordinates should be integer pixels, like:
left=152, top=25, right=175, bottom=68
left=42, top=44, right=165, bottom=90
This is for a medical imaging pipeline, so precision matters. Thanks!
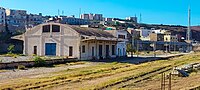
left=0, top=58, right=77, bottom=69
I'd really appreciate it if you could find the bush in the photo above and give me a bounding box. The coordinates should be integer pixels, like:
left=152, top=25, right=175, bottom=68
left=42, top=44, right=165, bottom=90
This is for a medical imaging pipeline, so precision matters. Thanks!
left=0, top=59, right=3, bottom=63
left=7, top=44, right=15, bottom=54
left=18, top=65, right=26, bottom=70
left=34, top=56, right=46, bottom=67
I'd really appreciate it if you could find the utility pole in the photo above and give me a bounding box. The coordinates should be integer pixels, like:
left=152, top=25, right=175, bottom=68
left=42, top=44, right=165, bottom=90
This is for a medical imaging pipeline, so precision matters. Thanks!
left=136, top=40, right=139, bottom=57
left=187, top=6, right=191, bottom=41
left=131, top=34, right=135, bottom=57
left=153, top=41, right=156, bottom=57
left=187, top=5, right=192, bottom=52
left=79, top=8, right=81, bottom=26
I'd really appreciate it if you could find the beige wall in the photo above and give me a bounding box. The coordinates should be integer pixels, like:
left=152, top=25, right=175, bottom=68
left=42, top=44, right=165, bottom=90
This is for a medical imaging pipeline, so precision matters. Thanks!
left=24, top=23, right=80, bottom=59
left=80, top=41, right=117, bottom=60
left=164, top=35, right=178, bottom=42
left=24, top=23, right=117, bottom=60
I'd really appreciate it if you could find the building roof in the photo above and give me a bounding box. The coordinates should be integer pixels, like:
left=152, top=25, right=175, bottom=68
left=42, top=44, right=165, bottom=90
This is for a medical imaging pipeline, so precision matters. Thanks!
left=13, top=22, right=116, bottom=41
left=69, top=26, right=115, bottom=38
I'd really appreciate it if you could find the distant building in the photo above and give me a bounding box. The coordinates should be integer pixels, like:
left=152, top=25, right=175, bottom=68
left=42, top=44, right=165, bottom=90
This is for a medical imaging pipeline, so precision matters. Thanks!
left=27, top=13, right=43, bottom=26
left=80, top=13, right=103, bottom=21
left=149, top=33, right=164, bottom=41
left=80, top=14, right=90, bottom=20
left=127, top=28, right=141, bottom=47
left=135, top=27, right=152, bottom=41
left=105, top=30, right=128, bottom=57
left=0, top=7, right=6, bottom=25
left=6, top=9, right=27, bottom=26
left=89, top=14, right=94, bottom=20
left=18, top=22, right=120, bottom=60
left=104, top=18, right=113, bottom=22
left=126, top=17, right=137, bottom=23
left=60, top=16, right=89, bottom=25
left=151, top=29, right=167, bottom=34
left=93, top=14, right=103, bottom=21
left=47, top=16, right=89, bottom=25
left=164, top=32, right=178, bottom=42
left=80, top=13, right=94, bottom=20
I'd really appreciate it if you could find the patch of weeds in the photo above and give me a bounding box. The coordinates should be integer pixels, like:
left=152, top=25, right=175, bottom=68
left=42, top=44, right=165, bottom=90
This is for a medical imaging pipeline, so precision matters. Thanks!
left=33, top=56, right=46, bottom=67
left=0, top=59, right=3, bottom=63
left=111, top=62, right=118, bottom=64
left=18, top=65, right=26, bottom=70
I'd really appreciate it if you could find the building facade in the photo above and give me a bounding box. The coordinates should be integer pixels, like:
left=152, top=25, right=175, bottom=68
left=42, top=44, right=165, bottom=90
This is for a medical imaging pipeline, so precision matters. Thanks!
left=93, top=14, right=103, bottom=21
left=59, top=16, right=89, bottom=25
left=149, top=33, right=164, bottom=42
left=135, top=27, right=152, bottom=41
left=22, top=22, right=119, bottom=60
left=6, top=9, right=27, bottom=26
left=80, top=14, right=90, bottom=20
left=0, top=7, right=6, bottom=25
left=105, top=30, right=128, bottom=57
left=27, top=13, right=43, bottom=26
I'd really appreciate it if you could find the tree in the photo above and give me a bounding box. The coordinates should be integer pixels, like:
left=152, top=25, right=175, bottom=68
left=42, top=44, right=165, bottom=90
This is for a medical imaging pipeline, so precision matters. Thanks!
left=7, top=44, right=15, bottom=54
left=126, top=43, right=136, bottom=57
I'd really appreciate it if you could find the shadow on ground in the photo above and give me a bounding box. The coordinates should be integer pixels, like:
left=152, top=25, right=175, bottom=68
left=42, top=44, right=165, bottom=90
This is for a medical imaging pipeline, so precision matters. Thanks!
left=85, top=56, right=164, bottom=64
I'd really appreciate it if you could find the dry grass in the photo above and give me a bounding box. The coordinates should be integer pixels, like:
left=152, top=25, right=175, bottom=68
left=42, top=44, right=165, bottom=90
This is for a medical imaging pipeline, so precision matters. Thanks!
left=1, top=52, right=200, bottom=90
left=0, top=70, right=7, bottom=73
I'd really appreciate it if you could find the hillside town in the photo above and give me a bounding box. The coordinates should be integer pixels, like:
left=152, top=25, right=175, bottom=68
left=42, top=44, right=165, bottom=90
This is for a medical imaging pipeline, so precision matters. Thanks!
left=0, top=3, right=200, bottom=90
left=0, top=7, right=196, bottom=56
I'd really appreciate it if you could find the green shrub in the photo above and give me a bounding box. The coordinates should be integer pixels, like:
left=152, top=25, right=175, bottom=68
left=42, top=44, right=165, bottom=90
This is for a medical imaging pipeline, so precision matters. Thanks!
left=34, top=56, right=46, bottom=67
left=0, top=59, right=3, bottom=63
left=18, top=65, right=26, bottom=70
left=7, top=44, right=15, bottom=54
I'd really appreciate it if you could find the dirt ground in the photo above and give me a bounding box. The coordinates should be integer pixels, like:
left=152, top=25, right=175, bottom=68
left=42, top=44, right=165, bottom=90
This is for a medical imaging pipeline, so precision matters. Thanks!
left=0, top=53, right=200, bottom=90
left=129, top=73, right=200, bottom=90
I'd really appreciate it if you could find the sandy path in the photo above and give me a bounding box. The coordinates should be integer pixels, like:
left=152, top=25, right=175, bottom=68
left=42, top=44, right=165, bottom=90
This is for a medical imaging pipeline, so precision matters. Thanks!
left=0, top=63, right=96, bottom=83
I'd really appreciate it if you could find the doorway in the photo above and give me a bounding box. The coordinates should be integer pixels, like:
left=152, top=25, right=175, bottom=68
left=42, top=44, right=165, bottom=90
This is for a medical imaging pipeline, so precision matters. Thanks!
left=45, top=43, right=56, bottom=56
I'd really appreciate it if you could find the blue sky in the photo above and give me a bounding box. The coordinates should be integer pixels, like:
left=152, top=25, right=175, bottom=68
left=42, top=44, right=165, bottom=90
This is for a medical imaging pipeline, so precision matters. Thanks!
left=0, top=0, right=199, bottom=26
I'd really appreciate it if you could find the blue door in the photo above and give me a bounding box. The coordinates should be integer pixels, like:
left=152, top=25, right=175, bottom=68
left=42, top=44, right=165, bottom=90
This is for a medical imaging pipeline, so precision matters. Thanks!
left=45, top=43, right=56, bottom=56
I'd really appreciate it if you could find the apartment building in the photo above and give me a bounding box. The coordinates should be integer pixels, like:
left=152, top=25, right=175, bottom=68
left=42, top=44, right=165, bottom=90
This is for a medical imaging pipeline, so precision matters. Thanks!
left=6, top=9, right=27, bottom=26
left=135, top=27, right=152, bottom=41
left=0, top=7, right=6, bottom=24
left=104, top=18, right=113, bottom=22
left=60, top=16, right=89, bottom=25
left=149, top=33, right=164, bottom=41
left=80, top=13, right=103, bottom=21
left=93, top=14, right=103, bottom=21
left=164, top=32, right=178, bottom=42
left=27, top=13, right=43, bottom=26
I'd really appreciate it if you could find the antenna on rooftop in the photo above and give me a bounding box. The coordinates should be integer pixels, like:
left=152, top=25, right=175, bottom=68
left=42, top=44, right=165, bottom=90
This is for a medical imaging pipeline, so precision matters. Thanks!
left=79, top=8, right=82, bottom=18
left=79, top=8, right=82, bottom=25
left=58, top=9, right=60, bottom=16
left=139, top=13, right=142, bottom=23
left=62, top=10, right=64, bottom=16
